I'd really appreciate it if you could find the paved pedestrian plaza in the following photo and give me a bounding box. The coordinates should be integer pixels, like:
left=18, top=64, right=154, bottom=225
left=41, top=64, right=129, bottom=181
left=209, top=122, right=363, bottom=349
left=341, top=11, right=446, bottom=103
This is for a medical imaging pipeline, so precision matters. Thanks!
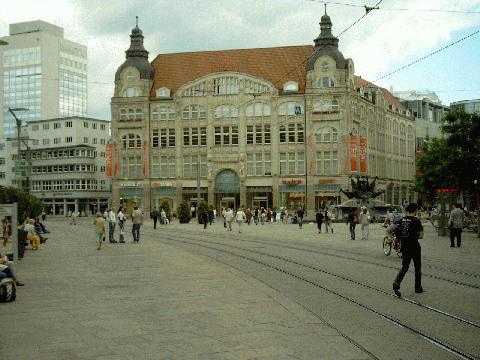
left=2, top=216, right=479, bottom=359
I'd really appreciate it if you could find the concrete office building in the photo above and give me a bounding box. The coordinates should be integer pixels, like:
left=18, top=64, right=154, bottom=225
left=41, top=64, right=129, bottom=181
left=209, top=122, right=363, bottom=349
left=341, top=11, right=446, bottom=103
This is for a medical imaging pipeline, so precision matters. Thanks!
left=110, top=13, right=416, bottom=215
left=0, top=20, right=87, bottom=138
left=0, top=117, right=111, bottom=216
left=393, top=90, right=448, bottom=152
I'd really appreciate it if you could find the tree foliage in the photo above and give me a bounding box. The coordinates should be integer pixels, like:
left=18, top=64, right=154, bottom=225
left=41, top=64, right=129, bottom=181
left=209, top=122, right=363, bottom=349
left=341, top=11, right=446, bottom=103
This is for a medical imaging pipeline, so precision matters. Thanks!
left=177, top=201, right=191, bottom=224
left=0, top=186, right=43, bottom=224
left=414, top=110, right=480, bottom=202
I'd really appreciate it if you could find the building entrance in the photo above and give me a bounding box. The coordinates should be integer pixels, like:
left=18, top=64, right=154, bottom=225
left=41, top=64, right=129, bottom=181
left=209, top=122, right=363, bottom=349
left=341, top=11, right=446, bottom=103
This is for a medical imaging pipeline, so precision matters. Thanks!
left=215, top=169, right=240, bottom=211
left=252, top=197, right=269, bottom=210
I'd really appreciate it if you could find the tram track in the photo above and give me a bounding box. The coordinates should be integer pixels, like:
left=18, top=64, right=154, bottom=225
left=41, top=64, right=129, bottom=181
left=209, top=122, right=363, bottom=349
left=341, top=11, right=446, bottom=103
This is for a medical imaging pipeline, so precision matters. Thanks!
left=142, top=228, right=479, bottom=359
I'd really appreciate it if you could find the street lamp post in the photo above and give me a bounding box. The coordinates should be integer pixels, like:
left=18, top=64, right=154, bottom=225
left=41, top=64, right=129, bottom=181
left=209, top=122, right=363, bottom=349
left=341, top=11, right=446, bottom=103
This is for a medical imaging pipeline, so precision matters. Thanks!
left=8, top=107, right=29, bottom=190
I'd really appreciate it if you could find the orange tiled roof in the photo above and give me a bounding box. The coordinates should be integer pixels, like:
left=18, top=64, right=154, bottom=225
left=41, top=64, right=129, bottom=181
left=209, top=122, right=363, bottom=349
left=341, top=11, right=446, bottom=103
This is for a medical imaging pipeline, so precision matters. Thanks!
left=150, top=45, right=314, bottom=98
left=354, top=76, right=405, bottom=111
left=150, top=45, right=403, bottom=111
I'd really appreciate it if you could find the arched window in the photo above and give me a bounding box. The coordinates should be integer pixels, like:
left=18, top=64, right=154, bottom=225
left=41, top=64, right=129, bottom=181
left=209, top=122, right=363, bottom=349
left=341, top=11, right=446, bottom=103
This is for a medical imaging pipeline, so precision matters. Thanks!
left=319, top=77, right=334, bottom=88
left=312, top=99, right=339, bottom=114
left=122, top=134, right=142, bottom=149
left=315, top=127, right=338, bottom=143
left=245, top=102, right=271, bottom=117
left=152, top=106, right=175, bottom=121
left=278, top=102, right=303, bottom=116
left=214, top=104, right=238, bottom=119
left=182, top=105, right=207, bottom=120
left=123, top=87, right=139, bottom=97
left=120, top=109, right=127, bottom=121
left=283, top=81, right=299, bottom=92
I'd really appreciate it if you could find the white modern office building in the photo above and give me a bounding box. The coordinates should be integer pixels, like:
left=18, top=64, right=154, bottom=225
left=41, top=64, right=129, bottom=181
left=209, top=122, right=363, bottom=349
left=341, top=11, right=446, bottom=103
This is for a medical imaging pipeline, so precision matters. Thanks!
left=0, top=20, right=87, bottom=138
left=0, top=117, right=111, bottom=216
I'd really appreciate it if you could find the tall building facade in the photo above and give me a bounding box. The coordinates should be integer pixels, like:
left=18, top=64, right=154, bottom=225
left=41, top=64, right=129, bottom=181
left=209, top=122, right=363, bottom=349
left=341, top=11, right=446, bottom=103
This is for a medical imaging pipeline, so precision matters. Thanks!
left=393, top=90, right=448, bottom=152
left=0, top=117, right=111, bottom=215
left=0, top=20, right=87, bottom=138
left=110, top=14, right=416, bottom=215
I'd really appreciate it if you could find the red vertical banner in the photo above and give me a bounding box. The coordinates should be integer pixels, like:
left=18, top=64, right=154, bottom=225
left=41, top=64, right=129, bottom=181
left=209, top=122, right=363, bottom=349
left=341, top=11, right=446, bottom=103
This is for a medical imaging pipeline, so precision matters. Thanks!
left=113, top=143, right=119, bottom=177
left=105, top=144, right=112, bottom=177
left=350, top=134, right=358, bottom=172
left=143, top=140, right=148, bottom=177
left=359, top=137, right=367, bottom=173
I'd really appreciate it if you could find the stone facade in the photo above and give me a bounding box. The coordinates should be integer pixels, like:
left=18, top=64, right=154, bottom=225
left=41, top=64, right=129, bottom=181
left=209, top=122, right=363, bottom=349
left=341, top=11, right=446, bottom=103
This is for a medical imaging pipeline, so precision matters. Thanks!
left=110, top=15, right=416, bottom=216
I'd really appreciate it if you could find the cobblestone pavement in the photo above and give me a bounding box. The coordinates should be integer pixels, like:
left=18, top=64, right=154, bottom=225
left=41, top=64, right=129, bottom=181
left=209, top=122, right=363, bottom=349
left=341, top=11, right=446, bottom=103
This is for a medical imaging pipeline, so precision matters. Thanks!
left=0, top=216, right=397, bottom=360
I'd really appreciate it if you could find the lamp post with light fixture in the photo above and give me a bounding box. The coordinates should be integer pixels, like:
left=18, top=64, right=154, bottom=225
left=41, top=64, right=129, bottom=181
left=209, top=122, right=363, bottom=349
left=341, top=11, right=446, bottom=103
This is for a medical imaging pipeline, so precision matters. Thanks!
left=8, top=107, right=29, bottom=190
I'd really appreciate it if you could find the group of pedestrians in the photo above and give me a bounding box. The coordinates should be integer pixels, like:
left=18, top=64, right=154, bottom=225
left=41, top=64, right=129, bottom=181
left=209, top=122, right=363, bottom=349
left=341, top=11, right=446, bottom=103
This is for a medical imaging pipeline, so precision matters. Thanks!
left=94, top=206, right=144, bottom=250
left=345, top=206, right=371, bottom=240
left=315, top=208, right=333, bottom=234
left=150, top=207, right=168, bottom=229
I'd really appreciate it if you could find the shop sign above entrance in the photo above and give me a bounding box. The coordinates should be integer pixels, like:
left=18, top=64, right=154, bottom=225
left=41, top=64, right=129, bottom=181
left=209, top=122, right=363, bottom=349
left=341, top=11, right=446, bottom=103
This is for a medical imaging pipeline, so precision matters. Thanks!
left=120, top=182, right=143, bottom=188
left=281, top=179, right=303, bottom=185
left=152, top=181, right=176, bottom=187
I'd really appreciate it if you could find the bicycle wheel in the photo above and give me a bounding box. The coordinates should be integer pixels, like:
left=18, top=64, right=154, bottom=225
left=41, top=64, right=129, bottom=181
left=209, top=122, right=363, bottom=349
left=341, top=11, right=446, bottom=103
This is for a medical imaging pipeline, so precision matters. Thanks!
left=383, top=236, right=392, bottom=256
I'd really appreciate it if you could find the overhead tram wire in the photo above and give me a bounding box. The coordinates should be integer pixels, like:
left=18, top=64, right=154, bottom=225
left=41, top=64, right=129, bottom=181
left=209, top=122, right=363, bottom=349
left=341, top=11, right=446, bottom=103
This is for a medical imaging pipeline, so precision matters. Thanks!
left=374, top=29, right=480, bottom=82
left=337, top=0, right=384, bottom=37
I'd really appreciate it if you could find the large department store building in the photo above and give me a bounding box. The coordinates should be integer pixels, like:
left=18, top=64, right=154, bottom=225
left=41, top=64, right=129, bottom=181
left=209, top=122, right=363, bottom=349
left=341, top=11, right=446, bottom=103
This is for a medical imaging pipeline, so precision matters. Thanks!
left=110, top=14, right=416, bottom=215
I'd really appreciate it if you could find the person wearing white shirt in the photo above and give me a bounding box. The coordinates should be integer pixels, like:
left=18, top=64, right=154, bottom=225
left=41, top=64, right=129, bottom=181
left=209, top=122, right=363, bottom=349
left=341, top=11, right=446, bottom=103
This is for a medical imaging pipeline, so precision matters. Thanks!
left=117, top=207, right=126, bottom=243
left=236, top=207, right=246, bottom=233
left=224, top=208, right=234, bottom=231
left=108, top=208, right=117, bottom=243
left=359, top=207, right=371, bottom=240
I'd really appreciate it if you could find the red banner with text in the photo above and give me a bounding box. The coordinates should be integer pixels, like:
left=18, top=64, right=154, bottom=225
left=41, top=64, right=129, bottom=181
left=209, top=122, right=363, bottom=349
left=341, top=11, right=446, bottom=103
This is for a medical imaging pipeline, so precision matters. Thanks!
left=143, top=140, right=148, bottom=177
left=359, top=137, right=367, bottom=173
left=105, top=144, right=112, bottom=177
left=114, top=143, right=119, bottom=177
left=349, top=134, right=357, bottom=172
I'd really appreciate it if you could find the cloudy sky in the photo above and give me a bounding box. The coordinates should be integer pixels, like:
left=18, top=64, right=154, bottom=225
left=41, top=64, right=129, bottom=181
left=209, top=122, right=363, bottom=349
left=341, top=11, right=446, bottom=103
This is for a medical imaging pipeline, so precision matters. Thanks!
left=2, top=0, right=480, bottom=120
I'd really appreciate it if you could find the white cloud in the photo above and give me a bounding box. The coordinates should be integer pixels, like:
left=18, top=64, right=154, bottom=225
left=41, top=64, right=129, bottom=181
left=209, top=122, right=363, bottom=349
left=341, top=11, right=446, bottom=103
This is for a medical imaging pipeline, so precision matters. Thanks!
left=2, top=0, right=480, bottom=118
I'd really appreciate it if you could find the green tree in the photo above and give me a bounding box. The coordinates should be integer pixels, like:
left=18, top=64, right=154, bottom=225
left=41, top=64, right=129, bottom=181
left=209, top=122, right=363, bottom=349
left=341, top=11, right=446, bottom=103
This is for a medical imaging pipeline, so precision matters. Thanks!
left=159, top=200, right=172, bottom=222
left=0, top=186, right=43, bottom=224
left=414, top=110, right=480, bottom=201
left=177, top=201, right=191, bottom=224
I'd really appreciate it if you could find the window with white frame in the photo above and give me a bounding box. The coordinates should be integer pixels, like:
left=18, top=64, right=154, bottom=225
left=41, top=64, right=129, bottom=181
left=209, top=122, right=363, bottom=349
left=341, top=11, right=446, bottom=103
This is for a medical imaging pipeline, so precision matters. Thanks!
left=283, top=81, right=299, bottom=92
left=213, top=76, right=239, bottom=95
left=54, top=122, right=61, bottom=129
left=122, top=134, right=142, bottom=149
left=182, top=105, right=207, bottom=120
left=246, top=152, right=271, bottom=176
left=214, top=125, right=238, bottom=145
left=245, top=102, right=271, bottom=117
left=278, top=102, right=303, bottom=116
left=312, top=99, right=339, bottom=113
left=214, top=104, right=238, bottom=119
left=54, top=138, right=61, bottom=144
left=152, top=106, right=175, bottom=121
left=315, top=127, right=338, bottom=143
left=246, top=124, right=271, bottom=145
left=159, top=156, right=176, bottom=178
left=319, top=77, right=334, bottom=88
left=279, top=152, right=304, bottom=175
left=183, top=155, right=207, bottom=178
left=279, top=123, right=304, bottom=143
left=183, top=127, right=207, bottom=146
left=316, top=151, right=338, bottom=175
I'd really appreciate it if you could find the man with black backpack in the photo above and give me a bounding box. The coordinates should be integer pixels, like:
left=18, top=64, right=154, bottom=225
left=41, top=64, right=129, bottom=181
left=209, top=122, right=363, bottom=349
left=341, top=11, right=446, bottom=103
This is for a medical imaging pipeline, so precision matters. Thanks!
left=393, top=203, right=424, bottom=297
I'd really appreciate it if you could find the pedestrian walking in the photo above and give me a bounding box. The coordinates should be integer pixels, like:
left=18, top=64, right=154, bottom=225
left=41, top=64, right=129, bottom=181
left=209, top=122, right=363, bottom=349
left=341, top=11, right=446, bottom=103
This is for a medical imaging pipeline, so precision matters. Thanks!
left=359, top=207, right=370, bottom=240
left=41, top=210, right=46, bottom=222
left=316, top=210, right=324, bottom=233
left=222, top=207, right=227, bottom=228
left=253, top=208, right=259, bottom=225
left=151, top=206, right=159, bottom=229
left=200, top=208, right=209, bottom=230
left=213, top=208, right=217, bottom=223
left=103, top=209, right=108, bottom=221
left=393, top=203, right=424, bottom=297
left=245, top=208, right=253, bottom=225
left=70, top=211, right=77, bottom=225
left=131, top=206, right=144, bottom=243
left=208, top=206, right=214, bottom=226
left=117, top=207, right=126, bottom=243
left=296, top=208, right=305, bottom=229
left=107, top=207, right=117, bottom=243
left=93, top=212, right=106, bottom=250
left=160, top=208, right=167, bottom=225
left=448, top=203, right=465, bottom=247
left=324, top=209, right=333, bottom=233
left=224, top=207, right=234, bottom=231
left=191, top=204, right=196, bottom=218
left=347, top=210, right=357, bottom=240
left=236, top=207, right=246, bottom=233
left=272, top=209, right=277, bottom=222
left=260, top=208, right=266, bottom=225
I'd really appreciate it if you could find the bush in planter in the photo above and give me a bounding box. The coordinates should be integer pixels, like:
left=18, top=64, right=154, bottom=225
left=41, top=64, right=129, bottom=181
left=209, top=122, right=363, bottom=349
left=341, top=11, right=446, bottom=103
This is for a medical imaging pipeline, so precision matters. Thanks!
left=177, top=202, right=191, bottom=224
left=0, top=186, right=43, bottom=224
left=197, top=201, right=209, bottom=224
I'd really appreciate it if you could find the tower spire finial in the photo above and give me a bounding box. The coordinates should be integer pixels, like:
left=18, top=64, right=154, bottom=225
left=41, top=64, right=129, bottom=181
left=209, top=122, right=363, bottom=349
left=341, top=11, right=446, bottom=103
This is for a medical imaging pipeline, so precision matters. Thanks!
left=324, top=4, right=327, bottom=14
left=136, top=16, right=138, bottom=27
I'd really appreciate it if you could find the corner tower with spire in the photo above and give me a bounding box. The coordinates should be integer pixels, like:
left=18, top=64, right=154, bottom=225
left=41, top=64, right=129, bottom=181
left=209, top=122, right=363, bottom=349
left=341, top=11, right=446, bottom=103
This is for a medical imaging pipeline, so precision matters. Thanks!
left=114, top=16, right=154, bottom=97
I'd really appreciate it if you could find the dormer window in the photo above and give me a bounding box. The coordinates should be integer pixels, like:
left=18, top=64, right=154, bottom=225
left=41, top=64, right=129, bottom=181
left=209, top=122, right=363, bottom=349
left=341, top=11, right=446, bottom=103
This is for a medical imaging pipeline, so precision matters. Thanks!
left=319, top=77, right=334, bottom=88
left=321, top=62, right=329, bottom=71
left=156, top=87, right=171, bottom=98
left=127, top=72, right=134, bottom=81
left=124, top=87, right=139, bottom=97
left=283, top=81, right=299, bottom=92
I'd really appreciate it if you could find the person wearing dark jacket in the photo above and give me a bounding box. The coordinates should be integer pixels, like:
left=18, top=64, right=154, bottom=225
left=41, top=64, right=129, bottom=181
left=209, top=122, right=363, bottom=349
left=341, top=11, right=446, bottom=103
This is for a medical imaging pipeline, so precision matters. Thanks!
left=315, top=210, right=324, bottom=233
left=346, top=210, right=357, bottom=240
left=150, top=207, right=159, bottom=229
left=393, top=203, right=424, bottom=297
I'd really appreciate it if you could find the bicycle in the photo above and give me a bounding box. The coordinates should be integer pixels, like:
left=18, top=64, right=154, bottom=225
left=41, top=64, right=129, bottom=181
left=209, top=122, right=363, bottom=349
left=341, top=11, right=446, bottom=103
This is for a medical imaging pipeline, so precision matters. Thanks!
left=383, top=233, right=402, bottom=257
